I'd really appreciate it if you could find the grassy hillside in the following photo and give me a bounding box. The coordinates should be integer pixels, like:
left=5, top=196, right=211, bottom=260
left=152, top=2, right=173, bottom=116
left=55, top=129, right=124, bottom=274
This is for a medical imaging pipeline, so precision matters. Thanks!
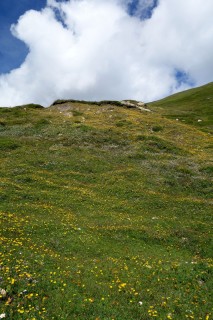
left=149, top=82, right=213, bottom=133
left=0, top=86, right=212, bottom=319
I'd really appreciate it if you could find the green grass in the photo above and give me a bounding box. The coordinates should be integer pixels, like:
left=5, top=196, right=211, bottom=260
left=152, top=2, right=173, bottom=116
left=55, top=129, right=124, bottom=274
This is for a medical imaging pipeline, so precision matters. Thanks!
left=0, top=84, right=212, bottom=319
left=149, top=82, right=213, bottom=133
left=0, top=137, right=20, bottom=151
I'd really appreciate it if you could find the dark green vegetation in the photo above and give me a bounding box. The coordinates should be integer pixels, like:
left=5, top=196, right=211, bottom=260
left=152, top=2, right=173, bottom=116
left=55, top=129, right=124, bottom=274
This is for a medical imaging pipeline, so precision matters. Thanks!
left=52, top=99, right=123, bottom=107
left=0, top=83, right=212, bottom=319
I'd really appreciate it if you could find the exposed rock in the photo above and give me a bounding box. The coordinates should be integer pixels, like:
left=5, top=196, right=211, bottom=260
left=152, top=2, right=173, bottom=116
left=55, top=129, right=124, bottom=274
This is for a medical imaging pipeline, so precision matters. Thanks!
left=120, top=100, right=151, bottom=111
left=120, top=100, right=137, bottom=108
left=137, top=106, right=151, bottom=112
left=50, top=99, right=152, bottom=112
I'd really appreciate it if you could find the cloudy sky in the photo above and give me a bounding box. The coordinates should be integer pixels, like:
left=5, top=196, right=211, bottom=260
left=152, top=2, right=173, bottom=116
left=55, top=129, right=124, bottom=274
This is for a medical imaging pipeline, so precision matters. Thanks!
left=0, top=0, right=212, bottom=107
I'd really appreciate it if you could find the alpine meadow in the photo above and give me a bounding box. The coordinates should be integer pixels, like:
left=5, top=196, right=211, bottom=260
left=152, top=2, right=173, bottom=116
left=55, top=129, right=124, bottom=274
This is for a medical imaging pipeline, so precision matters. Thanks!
left=0, top=83, right=212, bottom=320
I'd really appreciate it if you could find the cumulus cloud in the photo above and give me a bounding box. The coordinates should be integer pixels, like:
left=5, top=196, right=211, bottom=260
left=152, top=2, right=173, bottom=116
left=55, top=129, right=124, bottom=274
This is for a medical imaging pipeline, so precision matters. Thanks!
left=0, top=0, right=213, bottom=107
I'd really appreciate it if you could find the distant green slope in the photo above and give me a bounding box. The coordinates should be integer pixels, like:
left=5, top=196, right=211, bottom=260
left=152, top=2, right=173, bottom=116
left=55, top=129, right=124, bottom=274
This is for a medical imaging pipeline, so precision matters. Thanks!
left=149, top=82, right=213, bottom=133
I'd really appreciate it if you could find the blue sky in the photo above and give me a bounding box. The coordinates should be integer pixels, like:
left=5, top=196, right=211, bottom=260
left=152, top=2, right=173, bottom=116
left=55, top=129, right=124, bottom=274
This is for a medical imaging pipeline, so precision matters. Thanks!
left=0, top=0, right=46, bottom=73
left=0, top=0, right=212, bottom=107
left=128, top=0, right=158, bottom=19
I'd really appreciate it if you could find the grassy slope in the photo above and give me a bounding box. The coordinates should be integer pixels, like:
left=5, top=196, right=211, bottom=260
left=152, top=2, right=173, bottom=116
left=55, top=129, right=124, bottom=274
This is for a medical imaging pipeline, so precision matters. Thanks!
left=0, top=85, right=212, bottom=319
left=149, top=82, right=213, bottom=133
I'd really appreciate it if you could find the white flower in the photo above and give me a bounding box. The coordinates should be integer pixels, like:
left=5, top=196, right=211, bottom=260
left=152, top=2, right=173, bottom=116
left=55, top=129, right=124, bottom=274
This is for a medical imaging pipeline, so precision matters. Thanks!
left=0, top=289, right=7, bottom=297
left=138, top=301, right=143, bottom=305
left=0, top=314, right=6, bottom=319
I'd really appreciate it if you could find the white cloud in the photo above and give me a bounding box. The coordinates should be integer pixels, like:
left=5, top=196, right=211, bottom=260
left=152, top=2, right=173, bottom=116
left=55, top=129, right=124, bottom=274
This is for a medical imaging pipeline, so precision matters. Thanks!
left=0, top=0, right=213, bottom=107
